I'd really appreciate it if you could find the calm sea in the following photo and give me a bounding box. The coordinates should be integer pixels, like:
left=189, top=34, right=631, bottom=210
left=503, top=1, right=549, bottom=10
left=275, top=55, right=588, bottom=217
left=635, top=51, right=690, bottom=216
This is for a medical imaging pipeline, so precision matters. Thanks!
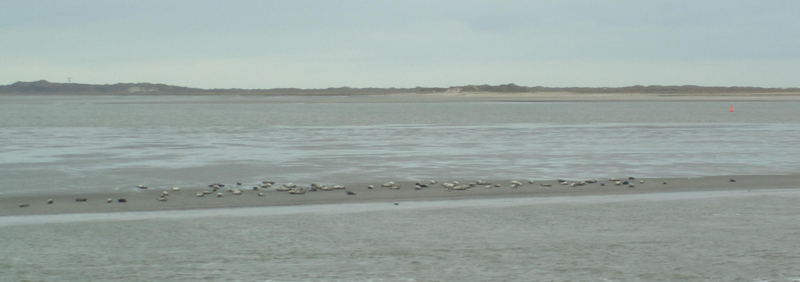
left=3, top=95, right=800, bottom=281
left=1, top=95, right=799, bottom=195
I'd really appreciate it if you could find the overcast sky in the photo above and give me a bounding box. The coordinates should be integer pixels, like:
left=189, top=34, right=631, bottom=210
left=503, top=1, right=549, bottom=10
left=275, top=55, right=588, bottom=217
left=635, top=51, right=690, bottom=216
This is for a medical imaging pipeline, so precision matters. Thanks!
left=1, top=0, right=798, bottom=88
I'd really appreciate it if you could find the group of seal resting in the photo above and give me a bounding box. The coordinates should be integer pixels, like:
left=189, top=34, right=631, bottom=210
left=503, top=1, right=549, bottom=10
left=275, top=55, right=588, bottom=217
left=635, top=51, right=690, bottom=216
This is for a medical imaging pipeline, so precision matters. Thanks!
left=15, top=176, right=692, bottom=208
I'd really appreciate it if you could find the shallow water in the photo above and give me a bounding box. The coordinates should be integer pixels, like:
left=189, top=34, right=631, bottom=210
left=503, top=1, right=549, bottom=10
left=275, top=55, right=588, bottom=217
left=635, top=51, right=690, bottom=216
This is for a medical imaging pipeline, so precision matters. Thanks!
left=1, top=189, right=799, bottom=281
left=1, top=95, right=800, bottom=195
left=3, top=95, right=800, bottom=281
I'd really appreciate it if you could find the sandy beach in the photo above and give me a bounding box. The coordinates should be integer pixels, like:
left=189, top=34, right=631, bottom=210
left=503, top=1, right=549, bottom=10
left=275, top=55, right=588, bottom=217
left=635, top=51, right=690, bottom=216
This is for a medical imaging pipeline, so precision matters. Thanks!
left=265, top=91, right=800, bottom=103
left=242, top=91, right=800, bottom=103
left=2, top=174, right=798, bottom=217
left=404, top=91, right=800, bottom=102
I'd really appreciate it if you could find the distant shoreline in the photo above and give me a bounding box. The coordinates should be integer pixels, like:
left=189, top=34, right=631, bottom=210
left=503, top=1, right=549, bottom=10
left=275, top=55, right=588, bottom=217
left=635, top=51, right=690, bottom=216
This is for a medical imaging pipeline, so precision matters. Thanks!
left=3, top=80, right=800, bottom=99
left=4, top=91, right=800, bottom=102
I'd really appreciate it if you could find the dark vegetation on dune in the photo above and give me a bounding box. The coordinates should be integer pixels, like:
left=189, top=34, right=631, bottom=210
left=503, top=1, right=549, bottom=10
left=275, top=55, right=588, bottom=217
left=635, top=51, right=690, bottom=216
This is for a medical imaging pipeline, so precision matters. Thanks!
left=2, top=80, right=799, bottom=95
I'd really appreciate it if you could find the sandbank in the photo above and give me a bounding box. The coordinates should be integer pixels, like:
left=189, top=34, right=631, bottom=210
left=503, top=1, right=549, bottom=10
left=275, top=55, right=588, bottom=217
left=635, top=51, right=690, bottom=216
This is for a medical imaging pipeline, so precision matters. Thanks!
left=2, top=174, right=798, bottom=217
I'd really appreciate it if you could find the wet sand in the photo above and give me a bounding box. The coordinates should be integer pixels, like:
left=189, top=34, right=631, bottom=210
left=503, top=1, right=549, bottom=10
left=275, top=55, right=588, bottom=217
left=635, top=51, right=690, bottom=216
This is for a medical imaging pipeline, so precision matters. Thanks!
left=2, top=174, right=798, bottom=216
